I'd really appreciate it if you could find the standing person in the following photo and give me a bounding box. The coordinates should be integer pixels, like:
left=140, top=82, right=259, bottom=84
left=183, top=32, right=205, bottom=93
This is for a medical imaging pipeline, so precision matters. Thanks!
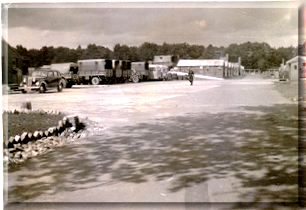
left=188, top=69, right=194, bottom=86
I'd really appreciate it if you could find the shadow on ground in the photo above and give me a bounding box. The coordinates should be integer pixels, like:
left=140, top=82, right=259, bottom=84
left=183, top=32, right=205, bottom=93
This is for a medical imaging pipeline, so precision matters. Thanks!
left=7, top=104, right=298, bottom=207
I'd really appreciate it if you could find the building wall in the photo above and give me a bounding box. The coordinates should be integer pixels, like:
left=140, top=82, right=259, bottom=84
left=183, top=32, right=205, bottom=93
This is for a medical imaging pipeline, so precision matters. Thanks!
left=301, top=61, right=306, bottom=78
left=281, top=56, right=306, bottom=81
left=178, top=66, right=224, bottom=78
left=178, top=65, right=241, bottom=78
left=287, top=60, right=299, bottom=80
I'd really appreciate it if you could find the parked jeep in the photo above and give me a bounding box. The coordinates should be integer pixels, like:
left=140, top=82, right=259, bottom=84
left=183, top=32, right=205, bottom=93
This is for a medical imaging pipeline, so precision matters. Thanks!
left=19, top=69, right=65, bottom=93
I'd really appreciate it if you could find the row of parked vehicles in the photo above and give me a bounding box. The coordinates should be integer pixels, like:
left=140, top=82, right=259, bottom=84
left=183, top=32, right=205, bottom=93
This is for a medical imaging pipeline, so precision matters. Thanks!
left=19, top=59, right=174, bottom=93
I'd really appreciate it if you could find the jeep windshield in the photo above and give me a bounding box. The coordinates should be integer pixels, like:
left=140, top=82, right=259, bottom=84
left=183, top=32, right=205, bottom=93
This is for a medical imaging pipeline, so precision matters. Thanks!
left=32, top=71, right=48, bottom=77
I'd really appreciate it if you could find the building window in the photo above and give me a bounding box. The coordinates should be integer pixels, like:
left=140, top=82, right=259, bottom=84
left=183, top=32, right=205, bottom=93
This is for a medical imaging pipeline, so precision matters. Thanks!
left=294, top=65, right=297, bottom=70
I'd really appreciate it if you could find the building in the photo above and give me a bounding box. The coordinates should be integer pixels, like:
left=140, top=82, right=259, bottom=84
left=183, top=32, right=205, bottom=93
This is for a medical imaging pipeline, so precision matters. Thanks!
left=176, top=59, right=243, bottom=78
left=279, top=56, right=306, bottom=80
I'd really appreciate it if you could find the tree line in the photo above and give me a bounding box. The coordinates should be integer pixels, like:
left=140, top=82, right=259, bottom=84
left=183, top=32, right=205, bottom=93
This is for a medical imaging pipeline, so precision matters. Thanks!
left=7, top=40, right=299, bottom=71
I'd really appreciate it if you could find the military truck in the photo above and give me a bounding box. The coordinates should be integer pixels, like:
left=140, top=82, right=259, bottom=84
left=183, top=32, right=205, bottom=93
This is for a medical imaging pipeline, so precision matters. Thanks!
left=130, top=62, right=149, bottom=83
left=130, top=61, right=169, bottom=82
left=77, top=59, right=132, bottom=85
left=148, top=64, right=169, bottom=80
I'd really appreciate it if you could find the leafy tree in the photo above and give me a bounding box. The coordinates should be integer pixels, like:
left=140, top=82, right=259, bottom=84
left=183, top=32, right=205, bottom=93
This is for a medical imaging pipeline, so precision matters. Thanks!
left=138, top=42, right=159, bottom=61
left=52, top=47, right=70, bottom=63
left=159, top=42, right=172, bottom=55
left=113, top=44, right=132, bottom=60
left=40, top=46, right=54, bottom=65
left=16, top=45, right=28, bottom=57
left=15, top=45, right=31, bottom=74
left=80, top=44, right=112, bottom=60
left=6, top=40, right=300, bottom=72
left=128, top=46, right=140, bottom=61
left=2, top=39, right=24, bottom=84
left=203, top=44, right=218, bottom=59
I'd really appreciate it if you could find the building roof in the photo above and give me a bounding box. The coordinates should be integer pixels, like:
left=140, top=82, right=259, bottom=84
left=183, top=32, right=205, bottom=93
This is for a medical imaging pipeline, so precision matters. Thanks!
left=286, top=56, right=306, bottom=64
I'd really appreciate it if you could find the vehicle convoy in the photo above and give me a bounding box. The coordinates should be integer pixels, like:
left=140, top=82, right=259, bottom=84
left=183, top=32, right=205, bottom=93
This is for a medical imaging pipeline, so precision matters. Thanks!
left=28, top=59, right=171, bottom=87
left=19, top=69, right=65, bottom=93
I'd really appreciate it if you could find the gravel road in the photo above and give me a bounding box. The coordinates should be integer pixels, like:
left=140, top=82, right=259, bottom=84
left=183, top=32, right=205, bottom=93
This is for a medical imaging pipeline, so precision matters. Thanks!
left=4, top=76, right=299, bottom=209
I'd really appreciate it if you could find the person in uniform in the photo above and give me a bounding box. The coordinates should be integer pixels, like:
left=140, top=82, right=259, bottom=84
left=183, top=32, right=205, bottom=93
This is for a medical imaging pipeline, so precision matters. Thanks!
left=188, top=69, right=194, bottom=86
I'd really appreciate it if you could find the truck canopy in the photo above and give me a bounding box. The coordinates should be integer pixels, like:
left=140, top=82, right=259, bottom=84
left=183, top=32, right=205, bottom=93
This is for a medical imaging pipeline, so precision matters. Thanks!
left=50, top=63, right=78, bottom=75
left=149, top=64, right=168, bottom=71
left=131, top=62, right=149, bottom=71
left=78, top=59, right=110, bottom=72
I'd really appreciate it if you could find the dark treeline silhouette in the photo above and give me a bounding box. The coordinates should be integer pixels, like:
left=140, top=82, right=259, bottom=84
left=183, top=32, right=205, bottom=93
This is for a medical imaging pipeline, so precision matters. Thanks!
left=6, top=40, right=299, bottom=71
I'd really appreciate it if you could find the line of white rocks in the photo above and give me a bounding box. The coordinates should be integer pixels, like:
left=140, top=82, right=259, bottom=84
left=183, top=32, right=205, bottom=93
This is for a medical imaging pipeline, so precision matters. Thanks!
left=6, top=108, right=62, bottom=115
left=3, top=114, right=86, bottom=165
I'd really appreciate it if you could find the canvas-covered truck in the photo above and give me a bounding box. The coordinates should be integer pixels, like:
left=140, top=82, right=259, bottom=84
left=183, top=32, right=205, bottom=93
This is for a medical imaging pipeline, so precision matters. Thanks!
left=77, top=59, right=132, bottom=85
left=49, top=63, right=78, bottom=88
left=130, top=62, right=169, bottom=83
left=148, top=64, right=169, bottom=80
left=114, top=60, right=132, bottom=83
left=130, top=62, right=149, bottom=83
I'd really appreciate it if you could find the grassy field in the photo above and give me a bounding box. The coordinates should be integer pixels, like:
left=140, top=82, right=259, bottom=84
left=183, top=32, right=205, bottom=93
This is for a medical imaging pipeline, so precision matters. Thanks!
left=3, top=111, right=64, bottom=141
left=273, top=80, right=299, bottom=101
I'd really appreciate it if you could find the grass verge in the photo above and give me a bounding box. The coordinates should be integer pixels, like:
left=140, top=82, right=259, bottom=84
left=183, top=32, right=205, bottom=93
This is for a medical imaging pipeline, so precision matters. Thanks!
left=3, top=111, right=64, bottom=141
left=273, top=80, right=298, bottom=101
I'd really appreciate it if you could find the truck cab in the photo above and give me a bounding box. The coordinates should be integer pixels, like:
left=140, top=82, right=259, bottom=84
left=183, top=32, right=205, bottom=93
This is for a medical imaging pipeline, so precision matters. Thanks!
left=148, top=64, right=168, bottom=80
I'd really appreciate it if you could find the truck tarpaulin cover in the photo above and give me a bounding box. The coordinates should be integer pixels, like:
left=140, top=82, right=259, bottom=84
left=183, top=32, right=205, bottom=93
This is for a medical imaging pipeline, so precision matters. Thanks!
left=50, top=63, right=76, bottom=74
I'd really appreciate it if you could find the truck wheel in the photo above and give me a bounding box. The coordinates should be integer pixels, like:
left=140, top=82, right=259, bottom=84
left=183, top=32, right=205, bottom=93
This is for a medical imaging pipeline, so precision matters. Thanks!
left=132, top=75, right=139, bottom=83
left=21, top=90, right=27, bottom=94
left=39, top=85, right=46, bottom=93
left=91, top=77, right=100, bottom=85
left=57, top=83, right=63, bottom=92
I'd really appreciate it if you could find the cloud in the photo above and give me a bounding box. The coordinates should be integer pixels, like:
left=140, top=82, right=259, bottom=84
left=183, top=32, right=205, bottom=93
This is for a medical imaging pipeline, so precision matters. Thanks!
left=6, top=7, right=298, bottom=49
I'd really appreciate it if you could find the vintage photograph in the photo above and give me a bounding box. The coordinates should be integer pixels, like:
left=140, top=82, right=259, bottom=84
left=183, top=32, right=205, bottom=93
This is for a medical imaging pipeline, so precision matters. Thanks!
left=2, top=1, right=304, bottom=209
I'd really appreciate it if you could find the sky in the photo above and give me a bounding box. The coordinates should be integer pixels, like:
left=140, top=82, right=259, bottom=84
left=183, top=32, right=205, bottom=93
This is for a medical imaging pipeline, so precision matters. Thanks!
left=3, top=3, right=300, bottom=50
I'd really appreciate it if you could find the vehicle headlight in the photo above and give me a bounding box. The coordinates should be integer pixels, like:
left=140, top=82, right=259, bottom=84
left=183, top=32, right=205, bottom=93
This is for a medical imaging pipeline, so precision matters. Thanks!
left=35, top=81, right=40, bottom=86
